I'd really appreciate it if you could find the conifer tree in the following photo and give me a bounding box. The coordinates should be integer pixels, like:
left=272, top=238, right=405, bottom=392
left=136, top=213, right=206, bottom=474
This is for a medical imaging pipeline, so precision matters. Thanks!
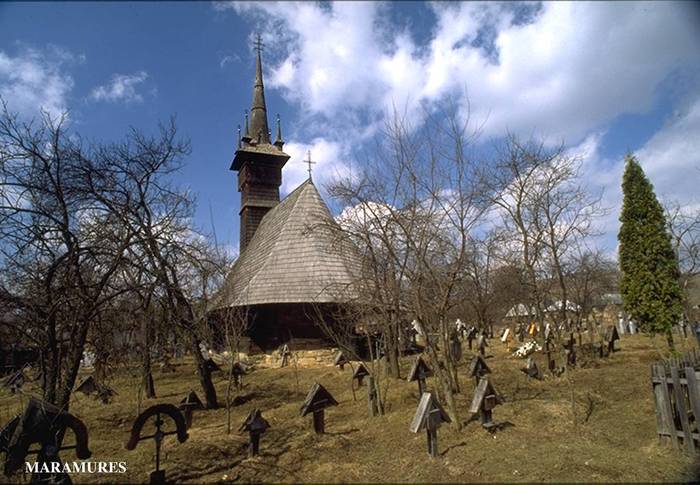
left=618, top=154, right=682, bottom=350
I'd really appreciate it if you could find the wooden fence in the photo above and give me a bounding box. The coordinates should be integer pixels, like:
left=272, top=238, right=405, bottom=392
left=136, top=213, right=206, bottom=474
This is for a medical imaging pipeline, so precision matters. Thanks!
left=651, top=349, right=700, bottom=453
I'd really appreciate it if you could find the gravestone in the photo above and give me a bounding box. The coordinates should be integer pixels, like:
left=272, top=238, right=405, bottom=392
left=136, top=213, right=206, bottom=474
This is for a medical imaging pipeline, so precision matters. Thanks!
left=604, top=326, right=620, bottom=354
left=409, top=392, right=451, bottom=458
left=468, top=354, right=491, bottom=385
left=468, top=377, right=504, bottom=431
left=178, top=391, right=204, bottom=429
left=366, top=375, right=382, bottom=417
left=126, top=403, right=189, bottom=485
left=352, top=362, right=370, bottom=387
left=466, top=326, right=478, bottom=350
left=450, top=335, right=463, bottom=362
left=521, top=357, right=542, bottom=380
left=2, top=398, right=91, bottom=484
left=1, top=369, right=25, bottom=394
left=563, top=334, right=577, bottom=367
left=333, top=351, right=349, bottom=370
left=407, top=356, right=434, bottom=396
left=74, top=376, right=98, bottom=396
left=300, top=383, right=338, bottom=434
left=500, top=328, right=511, bottom=344
left=279, top=344, right=291, bottom=368
left=96, top=384, right=117, bottom=404
left=230, top=362, right=247, bottom=390
left=238, top=409, right=270, bottom=457
left=476, top=333, right=488, bottom=356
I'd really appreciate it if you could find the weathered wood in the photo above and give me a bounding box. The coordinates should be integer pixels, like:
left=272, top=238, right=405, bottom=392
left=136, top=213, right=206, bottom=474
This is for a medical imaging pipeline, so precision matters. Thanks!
left=352, top=363, right=370, bottom=387
left=300, top=383, right=338, bottom=416
left=656, top=364, right=679, bottom=449
left=239, top=409, right=270, bottom=456
left=651, top=366, right=667, bottom=439
left=410, top=392, right=450, bottom=434
left=407, top=356, right=433, bottom=382
left=3, top=398, right=92, bottom=481
left=684, top=366, right=700, bottom=442
left=333, top=351, right=349, bottom=370
left=670, top=366, right=694, bottom=453
left=410, top=392, right=449, bottom=457
left=468, top=355, right=491, bottom=381
left=312, top=409, right=325, bottom=434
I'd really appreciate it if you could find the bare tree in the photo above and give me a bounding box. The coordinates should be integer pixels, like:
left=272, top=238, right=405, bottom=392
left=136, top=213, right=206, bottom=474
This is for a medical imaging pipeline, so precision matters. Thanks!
left=326, top=103, right=488, bottom=427
left=665, top=201, right=700, bottom=322
left=0, top=102, right=135, bottom=409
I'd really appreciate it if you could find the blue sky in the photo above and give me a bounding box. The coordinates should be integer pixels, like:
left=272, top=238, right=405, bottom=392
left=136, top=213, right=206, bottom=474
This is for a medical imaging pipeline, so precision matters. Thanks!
left=1, top=2, right=699, bottom=256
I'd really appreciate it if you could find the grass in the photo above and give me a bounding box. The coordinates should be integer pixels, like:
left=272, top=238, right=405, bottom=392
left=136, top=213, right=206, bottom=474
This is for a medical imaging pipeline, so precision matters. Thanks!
left=1, top=333, right=699, bottom=483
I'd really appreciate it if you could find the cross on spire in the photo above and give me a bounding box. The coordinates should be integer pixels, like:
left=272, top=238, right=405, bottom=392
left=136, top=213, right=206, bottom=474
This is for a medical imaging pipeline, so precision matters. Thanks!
left=253, top=33, right=264, bottom=55
left=304, top=151, right=316, bottom=181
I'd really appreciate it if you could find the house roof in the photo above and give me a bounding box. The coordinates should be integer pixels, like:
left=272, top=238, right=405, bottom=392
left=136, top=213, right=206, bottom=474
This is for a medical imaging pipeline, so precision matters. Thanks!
left=216, top=179, right=362, bottom=307
left=505, top=303, right=535, bottom=318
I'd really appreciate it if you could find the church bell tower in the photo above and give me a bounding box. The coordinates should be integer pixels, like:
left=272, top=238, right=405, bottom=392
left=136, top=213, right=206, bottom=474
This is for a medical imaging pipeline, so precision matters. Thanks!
left=230, top=34, right=290, bottom=253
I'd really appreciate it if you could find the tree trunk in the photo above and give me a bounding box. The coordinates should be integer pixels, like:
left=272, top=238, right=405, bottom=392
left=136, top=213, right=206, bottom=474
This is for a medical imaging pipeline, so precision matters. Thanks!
left=190, top=336, right=217, bottom=409
left=141, top=319, right=156, bottom=398
left=666, top=328, right=676, bottom=351
left=386, top=321, right=401, bottom=378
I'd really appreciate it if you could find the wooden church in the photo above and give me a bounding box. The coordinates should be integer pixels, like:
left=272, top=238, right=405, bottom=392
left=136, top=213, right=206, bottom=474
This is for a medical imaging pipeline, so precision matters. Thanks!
left=215, top=40, right=362, bottom=351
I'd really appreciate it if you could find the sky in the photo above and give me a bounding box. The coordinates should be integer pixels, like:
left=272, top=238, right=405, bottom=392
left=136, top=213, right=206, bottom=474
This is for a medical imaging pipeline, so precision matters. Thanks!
left=1, top=1, right=699, bottom=257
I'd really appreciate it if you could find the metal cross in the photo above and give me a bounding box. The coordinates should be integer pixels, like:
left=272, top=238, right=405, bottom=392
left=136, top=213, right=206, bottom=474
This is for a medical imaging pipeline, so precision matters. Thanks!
left=253, top=33, right=264, bottom=54
left=304, top=151, right=316, bottom=180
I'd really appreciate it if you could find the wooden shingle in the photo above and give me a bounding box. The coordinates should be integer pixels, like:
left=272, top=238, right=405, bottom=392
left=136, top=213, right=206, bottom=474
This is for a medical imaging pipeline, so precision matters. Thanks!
left=216, top=180, right=362, bottom=307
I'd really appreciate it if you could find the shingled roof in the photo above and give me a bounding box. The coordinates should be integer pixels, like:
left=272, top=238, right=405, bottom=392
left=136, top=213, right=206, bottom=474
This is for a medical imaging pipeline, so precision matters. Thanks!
left=216, top=180, right=362, bottom=307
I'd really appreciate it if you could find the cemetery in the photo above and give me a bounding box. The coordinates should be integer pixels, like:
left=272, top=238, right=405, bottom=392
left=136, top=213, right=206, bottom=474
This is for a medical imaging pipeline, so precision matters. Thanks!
left=1, top=3, right=699, bottom=484
left=1, top=331, right=699, bottom=483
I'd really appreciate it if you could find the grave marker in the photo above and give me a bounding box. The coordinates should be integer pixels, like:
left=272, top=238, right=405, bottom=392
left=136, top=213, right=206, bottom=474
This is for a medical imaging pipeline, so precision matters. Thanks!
left=468, top=377, right=504, bottom=431
left=521, top=357, right=542, bottom=380
left=476, top=333, right=488, bottom=356
left=230, top=361, right=247, bottom=390
left=1, top=369, right=24, bottom=394
left=300, top=383, right=338, bottom=434
left=409, top=392, right=451, bottom=458
left=604, top=326, right=620, bottom=354
left=74, top=376, right=98, bottom=396
left=333, top=351, right=349, bottom=370
left=2, top=398, right=91, bottom=483
left=450, top=335, right=463, bottom=362
left=352, top=362, right=370, bottom=387
left=178, top=391, right=204, bottom=429
left=238, top=409, right=270, bottom=457
left=407, top=356, right=434, bottom=396
left=279, top=344, right=291, bottom=368
left=126, top=403, right=189, bottom=485
left=468, top=354, right=491, bottom=385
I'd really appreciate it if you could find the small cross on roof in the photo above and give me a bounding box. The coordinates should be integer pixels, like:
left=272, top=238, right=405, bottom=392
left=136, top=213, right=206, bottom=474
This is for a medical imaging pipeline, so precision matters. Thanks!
left=304, top=150, right=316, bottom=180
left=253, top=33, right=264, bottom=54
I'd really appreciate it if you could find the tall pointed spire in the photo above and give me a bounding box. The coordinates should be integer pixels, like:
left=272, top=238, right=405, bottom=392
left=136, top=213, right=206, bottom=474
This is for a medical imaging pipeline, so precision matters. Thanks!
left=250, top=33, right=270, bottom=145
left=274, top=113, right=284, bottom=149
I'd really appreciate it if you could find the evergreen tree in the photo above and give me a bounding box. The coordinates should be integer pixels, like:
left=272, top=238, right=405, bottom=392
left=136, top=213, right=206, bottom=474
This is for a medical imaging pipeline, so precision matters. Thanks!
left=618, top=154, right=682, bottom=349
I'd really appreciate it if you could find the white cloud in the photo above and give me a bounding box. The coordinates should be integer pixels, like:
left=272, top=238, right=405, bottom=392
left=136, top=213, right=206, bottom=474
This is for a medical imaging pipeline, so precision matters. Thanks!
left=279, top=137, right=353, bottom=195
left=0, top=45, right=78, bottom=118
left=89, top=71, right=150, bottom=103
left=223, top=2, right=699, bottom=144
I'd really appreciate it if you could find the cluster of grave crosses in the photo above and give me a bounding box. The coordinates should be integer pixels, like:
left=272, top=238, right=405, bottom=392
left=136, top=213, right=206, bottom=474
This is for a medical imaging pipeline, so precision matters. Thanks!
left=0, top=324, right=623, bottom=484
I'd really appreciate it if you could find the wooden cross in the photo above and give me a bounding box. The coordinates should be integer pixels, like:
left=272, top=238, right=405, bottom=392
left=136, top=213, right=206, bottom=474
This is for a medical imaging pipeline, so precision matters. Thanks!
left=304, top=150, right=316, bottom=180
left=253, top=33, right=264, bottom=54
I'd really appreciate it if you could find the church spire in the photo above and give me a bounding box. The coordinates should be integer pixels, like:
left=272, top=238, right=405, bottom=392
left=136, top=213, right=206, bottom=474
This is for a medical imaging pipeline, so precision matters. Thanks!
left=249, top=33, right=270, bottom=145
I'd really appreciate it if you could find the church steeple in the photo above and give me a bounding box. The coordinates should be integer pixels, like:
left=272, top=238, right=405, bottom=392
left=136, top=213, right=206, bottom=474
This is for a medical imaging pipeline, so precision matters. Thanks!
left=230, top=33, right=290, bottom=254
left=250, top=34, right=270, bottom=145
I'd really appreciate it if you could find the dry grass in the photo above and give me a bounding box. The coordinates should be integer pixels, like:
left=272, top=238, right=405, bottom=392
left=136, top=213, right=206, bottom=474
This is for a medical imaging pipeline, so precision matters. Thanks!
left=2, top=334, right=699, bottom=483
